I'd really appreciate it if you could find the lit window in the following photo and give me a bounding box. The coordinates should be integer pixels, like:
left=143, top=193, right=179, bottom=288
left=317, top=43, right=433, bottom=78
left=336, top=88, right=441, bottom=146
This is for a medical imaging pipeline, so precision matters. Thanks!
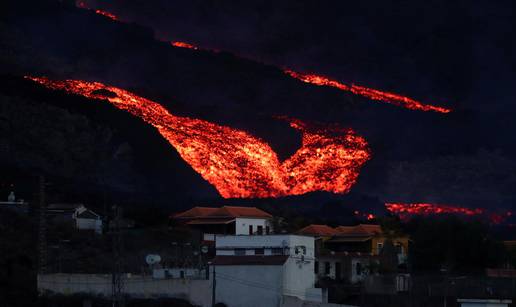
left=377, top=242, right=383, bottom=252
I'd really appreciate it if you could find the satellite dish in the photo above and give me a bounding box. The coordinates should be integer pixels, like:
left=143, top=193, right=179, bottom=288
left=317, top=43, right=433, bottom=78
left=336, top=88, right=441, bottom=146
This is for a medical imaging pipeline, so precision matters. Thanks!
left=145, top=254, right=161, bottom=265
left=201, top=245, right=209, bottom=254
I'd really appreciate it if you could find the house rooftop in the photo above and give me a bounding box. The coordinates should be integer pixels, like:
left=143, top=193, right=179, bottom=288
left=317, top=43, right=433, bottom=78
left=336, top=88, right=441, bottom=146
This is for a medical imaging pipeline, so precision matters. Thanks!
left=297, top=224, right=338, bottom=237
left=172, top=206, right=272, bottom=219
left=335, top=224, right=382, bottom=237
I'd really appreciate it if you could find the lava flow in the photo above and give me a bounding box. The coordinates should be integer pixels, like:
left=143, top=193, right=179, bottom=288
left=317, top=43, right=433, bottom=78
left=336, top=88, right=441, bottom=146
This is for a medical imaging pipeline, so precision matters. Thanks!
left=73, top=1, right=451, bottom=114
left=26, top=76, right=371, bottom=199
left=284, top=70, right=451, bottom=114
left=169, top=43, right=451, bottom=113
left=171, top=41, right=198, bottom=50
left=76, top=1, right=118, bottom=20
left=385, top=202, right=513, bottom=224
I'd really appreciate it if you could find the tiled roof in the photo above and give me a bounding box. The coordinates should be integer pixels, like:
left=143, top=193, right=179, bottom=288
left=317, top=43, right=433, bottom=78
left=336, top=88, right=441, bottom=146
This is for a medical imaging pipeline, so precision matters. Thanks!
left=172, top=207, right=218, bottom=219
left=335, top=224, right=382, bottom=236
left=486, top=268, right=516, bottom=278
left=207, top=206, right=272, bottom=218
left=172, top=206, right=272, bottom=219
left=211, top=255, right=288, bottom=266
left=76, top=209, right=100, bottom=219
left=297, top=224, right=337, bottom=237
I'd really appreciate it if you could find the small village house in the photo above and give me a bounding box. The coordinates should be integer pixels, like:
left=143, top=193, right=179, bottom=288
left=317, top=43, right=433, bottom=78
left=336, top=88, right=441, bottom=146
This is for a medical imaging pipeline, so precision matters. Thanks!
left=171, top=206, right=274, bottom=242
left=212, top=234, right=325, bottom=307
left=299, top=224, right=409, bottom=284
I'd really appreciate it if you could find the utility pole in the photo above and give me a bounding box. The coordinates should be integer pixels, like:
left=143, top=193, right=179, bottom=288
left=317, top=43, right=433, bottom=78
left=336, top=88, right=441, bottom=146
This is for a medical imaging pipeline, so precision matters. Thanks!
left=111, top=204, right=124, bottom=307
left=211, top=235, right=216, bottom=307
left=38, top=175, right=47, bottom=274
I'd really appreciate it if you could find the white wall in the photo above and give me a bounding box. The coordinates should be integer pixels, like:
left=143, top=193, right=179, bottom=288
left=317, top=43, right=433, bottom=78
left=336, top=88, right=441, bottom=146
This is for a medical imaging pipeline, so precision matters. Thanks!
left=38, top=274, right=211, bottom=306
left=235, top=217, right=273, bottom=235
left=282, top=235, right=317, bottom=301
left=217, top=234, right=309, bottom=252
left=215, top=235, right=320, bottom=302
left=75, top=218, right=102, bottom=234
left=215, top=265, right=284, bottom=307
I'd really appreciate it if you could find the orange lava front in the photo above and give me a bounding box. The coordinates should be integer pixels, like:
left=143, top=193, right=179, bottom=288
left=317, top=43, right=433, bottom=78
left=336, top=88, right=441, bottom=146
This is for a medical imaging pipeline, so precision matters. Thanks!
left=171, top=41, right=199, bottom=50
left=27, top=76, right=371, bottom=199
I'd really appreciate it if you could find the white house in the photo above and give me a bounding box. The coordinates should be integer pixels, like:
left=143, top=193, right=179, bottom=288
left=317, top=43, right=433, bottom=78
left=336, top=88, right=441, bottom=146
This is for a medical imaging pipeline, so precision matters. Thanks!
left=212, top=234, right=325, bottom=307
left=73, top=206, right=102, bottom=234
left=171, top=206, right=274, bottom=241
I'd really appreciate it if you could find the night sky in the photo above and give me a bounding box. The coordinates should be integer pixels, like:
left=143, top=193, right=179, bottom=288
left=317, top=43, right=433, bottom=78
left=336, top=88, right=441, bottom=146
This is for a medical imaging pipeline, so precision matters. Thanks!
left=1, top=0, right=515, bottom=217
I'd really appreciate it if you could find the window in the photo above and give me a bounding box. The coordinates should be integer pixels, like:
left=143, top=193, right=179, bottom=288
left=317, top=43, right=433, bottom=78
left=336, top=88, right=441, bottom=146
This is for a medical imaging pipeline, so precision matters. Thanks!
left=356, top=262, right=362, bottom=275
left=257, top=225, right=263, bottom=235
left=255, top=248, right=264, bottom=255
left=324, top=262, right=331, bottom=275
left=265, top=226, right=270, bottom=235
left=249, top=225, right=253, bottom=235
left=235, top=248, right=246, bottom=256
left=377, top=242, right=383, bottom=252
left=395, top=243, right=404, bottom=254
left=271, top=248, right=283, bottom=255
left=314, top=261, right=319, bottom=274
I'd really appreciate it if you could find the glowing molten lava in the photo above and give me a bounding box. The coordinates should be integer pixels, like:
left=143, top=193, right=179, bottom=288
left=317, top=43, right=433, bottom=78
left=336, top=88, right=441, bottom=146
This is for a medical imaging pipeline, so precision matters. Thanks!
left=26, top=76, right=371, bottom=198
left=94, top=9, right=118, bottom=21
left=386, top=203, right=483, bottom=218
left=76, top=1, right=118, bottom=21
left=284, top=70, right=451, bottom=114
left=171, top=41, right=198, bottom=50
left=385, top=203, right=513, bottom=224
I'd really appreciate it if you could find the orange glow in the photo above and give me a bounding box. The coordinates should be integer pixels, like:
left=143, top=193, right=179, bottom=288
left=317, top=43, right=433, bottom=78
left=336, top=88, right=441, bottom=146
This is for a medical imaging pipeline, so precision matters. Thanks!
left=353, top=210, right=375, bottom=221
left=284, top=70, right=451, bottom=114
left=385, top=203, right=513, bottom=224
left=26, top=76, right=371, bottom=199
left=171, top=41, right=199, bottom=50
left=76, top=1, right=118, bottom=21
left=94, top=9, right=118, bottom=21
left=385, top=203, right=483, bottom=218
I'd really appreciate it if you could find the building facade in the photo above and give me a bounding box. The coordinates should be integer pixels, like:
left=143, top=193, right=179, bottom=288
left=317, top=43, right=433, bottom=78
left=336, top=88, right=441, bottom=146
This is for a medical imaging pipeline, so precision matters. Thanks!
left=212, top=234, right=324, bottom=307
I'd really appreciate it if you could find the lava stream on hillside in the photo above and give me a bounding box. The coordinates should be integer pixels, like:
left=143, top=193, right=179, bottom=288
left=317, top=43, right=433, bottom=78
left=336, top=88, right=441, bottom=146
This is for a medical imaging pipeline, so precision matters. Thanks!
left=385, top=203, right=512, bottom=224
left=73, top=0, right=453, bottom=114
left=170, top=40, right=452, bottom=114
left=76, top=1, right=118, bottom=20
left=284, top=70, right=451, bottom=114
left=26, top=76, right=371, bottom=199
left=171, top=41, right=198, bottom=50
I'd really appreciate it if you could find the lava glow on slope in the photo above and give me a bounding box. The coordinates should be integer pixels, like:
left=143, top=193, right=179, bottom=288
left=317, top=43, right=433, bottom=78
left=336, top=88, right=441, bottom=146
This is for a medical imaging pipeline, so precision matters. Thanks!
left=385, top=203, right=513, bottom=224
left=169, top=42, right=451, bottom=114
left=76, top=1, right=118, bottom=20
left=171, top=41, right=198, bottom=50
left=26, top=76, right=371, bottom=199
left=284, top=70, right=451, bottom=114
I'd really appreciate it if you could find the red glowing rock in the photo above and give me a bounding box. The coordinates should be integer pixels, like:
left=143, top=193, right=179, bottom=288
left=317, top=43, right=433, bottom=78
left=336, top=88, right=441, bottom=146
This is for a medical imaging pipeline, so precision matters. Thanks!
left=284, top=70, right=451, bottom=114
left=26, top=76, right=371, bottom=199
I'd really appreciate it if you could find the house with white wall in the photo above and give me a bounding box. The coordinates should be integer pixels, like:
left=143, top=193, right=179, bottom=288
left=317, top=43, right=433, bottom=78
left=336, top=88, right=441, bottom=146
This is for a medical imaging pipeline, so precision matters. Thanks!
left=212, top=234, right=325, bottom=307
left=171, top=206, right=274, bottom=241
left=73, top=206, right=102, bottom=234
